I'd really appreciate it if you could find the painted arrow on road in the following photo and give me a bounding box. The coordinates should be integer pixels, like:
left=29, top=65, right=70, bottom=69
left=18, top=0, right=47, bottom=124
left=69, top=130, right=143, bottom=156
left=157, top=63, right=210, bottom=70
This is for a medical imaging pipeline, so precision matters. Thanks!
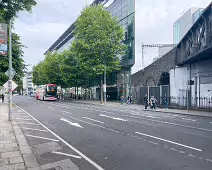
left=60, top=118, right=83, bottom=128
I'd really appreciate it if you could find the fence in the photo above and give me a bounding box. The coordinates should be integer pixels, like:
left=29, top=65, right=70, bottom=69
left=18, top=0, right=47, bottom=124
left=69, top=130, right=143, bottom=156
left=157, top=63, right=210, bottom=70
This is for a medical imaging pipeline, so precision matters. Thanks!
left=169, top=96, right=212, bottom=109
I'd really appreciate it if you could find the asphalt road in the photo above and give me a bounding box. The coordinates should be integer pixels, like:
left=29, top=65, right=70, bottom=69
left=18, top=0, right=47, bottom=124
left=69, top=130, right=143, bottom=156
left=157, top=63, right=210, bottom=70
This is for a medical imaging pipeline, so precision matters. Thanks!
left=12, top=95, right=212, bottom=170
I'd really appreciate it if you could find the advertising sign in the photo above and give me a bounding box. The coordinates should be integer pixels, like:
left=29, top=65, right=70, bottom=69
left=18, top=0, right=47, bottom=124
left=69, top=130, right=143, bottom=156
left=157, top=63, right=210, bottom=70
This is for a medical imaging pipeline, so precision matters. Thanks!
left=0, top=23, right=7, bottom=56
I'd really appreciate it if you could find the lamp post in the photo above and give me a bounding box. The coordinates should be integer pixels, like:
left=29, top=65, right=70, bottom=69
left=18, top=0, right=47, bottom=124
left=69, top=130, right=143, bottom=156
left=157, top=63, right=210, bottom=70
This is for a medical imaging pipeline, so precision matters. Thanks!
left=8, top=19, right=12, bottom=121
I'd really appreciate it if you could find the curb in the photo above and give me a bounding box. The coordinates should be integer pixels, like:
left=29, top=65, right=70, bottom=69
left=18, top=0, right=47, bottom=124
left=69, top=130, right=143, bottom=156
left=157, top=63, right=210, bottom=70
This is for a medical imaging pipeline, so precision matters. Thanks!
left=69, top=100, right=212, bottom=119
left=142, top=109, right=212, bottom=119
left=12, top=115, right=40, bottom=169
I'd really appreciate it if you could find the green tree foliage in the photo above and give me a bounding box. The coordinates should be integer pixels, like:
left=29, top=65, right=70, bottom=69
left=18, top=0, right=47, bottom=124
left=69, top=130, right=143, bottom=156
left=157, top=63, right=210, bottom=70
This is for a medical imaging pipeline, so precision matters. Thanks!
left=0, top=0, right=37, bottom=23
left=0, top=33, right=25, bottom=87
left=33, top=4, right=126, bottom=90
left=32, top=52, right=68, bottom=88
left=72, top=4, right=126, bottom=76
left=0, top=0, right=37, bottom=93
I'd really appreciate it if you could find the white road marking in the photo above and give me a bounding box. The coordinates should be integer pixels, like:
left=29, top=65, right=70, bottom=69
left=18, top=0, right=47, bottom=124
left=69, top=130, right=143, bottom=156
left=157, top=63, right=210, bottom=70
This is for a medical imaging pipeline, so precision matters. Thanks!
left=210, top=122, right=212, bottom=124
left=182, top=118, right=196, bottom=122
left=61, top=110, right=68, bottom=113
left=15, top=118, right=33, bottom=121
left=22, top=127, right=48, bottom=132
left=100, top=114, right=128, bottom=122
left=14, top=105, right=104, bottom=170
left=83, top=117, right=104, bottom=124
left=14, top=116, right=30, bottom=118
left=60, top=118, right=83, bottom=128
left=146, top=116, right=159, bottom=119
left=40, top=105, right=44, bottom=106
left=18, top=122, right=40, bottom=126
left=135, top=132, right=202, bottom=152
left=51, top=151, right=82, bottom=159
left=48, top=107, right=54, bottom=109
left=133, top=115, right=212, bottom=132
left=25, top=134, right=59, bottom=142
left=163, top=116, right=173, bottom=118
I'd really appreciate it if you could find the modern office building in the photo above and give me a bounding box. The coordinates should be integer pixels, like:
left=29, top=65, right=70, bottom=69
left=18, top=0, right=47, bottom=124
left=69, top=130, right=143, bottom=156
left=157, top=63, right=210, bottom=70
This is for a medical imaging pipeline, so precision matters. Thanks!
left=44, top=0, right=135, bottom=100
left=22, top=71, right=35, bottom=95
left=173, top=7, right=204, bottom=44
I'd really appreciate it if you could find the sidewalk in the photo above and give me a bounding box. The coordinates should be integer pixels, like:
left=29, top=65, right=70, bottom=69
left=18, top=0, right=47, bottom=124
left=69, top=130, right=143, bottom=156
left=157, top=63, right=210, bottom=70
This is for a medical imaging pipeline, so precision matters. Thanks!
left=0, top=102, right=40, bottom=170
left=71, top=100, right=212, bottom=118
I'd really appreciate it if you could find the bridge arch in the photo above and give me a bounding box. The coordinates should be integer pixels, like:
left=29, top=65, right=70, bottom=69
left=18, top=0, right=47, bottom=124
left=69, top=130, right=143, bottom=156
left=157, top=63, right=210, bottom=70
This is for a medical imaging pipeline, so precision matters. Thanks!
left=158, top=72, right=170, bottom=86
left=145, top=76, right=156, bottom=87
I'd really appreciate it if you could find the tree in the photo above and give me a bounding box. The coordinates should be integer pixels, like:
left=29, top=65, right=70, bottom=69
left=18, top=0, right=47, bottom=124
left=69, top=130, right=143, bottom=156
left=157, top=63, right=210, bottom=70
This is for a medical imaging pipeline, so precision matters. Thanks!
left=0, top=0, right=37, bottom=93
left=32, top=52, right=68, bottom=88
left=72, top=4, right=126, bottom=102
left=0, top=0, right=37, bottom=23
left=73, top=4, right=125, bottom=76
left=0, top=33, right=26, bottom=88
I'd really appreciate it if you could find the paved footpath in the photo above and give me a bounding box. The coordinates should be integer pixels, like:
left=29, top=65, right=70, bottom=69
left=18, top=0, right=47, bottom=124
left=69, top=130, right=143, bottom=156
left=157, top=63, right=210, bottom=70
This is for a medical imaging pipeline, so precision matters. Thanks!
left=0, top=102, right=40, bottom=170
left=71, top=100, right=212, bottom=118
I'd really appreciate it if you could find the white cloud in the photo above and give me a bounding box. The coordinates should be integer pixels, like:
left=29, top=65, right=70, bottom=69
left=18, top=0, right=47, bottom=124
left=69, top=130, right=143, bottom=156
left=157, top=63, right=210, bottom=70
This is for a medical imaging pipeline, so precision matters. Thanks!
left=14, top=0, right=211, bottom=72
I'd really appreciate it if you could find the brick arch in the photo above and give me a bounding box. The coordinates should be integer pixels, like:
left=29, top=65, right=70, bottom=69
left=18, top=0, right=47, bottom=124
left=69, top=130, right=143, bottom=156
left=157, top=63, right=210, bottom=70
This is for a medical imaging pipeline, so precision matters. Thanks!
left=132, top=48, right=176, bottom=88
left=158, top=72, right=170, bottom=86
left=145, top=76, right=156, bottom=87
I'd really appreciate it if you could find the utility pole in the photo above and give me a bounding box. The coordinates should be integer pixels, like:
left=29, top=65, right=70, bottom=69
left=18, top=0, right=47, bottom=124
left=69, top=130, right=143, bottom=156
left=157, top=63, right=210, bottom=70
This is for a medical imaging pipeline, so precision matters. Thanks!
left=103, top=67, right=106, bottom=104
left=8, top=20, right=12, bottom=121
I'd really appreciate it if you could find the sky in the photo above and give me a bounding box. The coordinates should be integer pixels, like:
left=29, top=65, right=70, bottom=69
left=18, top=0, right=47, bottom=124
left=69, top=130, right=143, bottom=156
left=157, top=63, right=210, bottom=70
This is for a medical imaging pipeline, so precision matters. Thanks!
left=14, top=0, right=211, bottom=73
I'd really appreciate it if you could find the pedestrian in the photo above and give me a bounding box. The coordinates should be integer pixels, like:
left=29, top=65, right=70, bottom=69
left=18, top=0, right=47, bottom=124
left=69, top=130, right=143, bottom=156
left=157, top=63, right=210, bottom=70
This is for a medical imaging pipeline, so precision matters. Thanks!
left=1, top=93, right=4, bottom=103
left=150, top=95, right=157, bottom=109
left=163, top=94, right=168, bottom=110
left=130, top=96, right=132, bottom=104
left=127, top=96, right=130, bottom=105
left=120, top=96, right=124, bottom=105
left=144, top=94, right=148, bottom=109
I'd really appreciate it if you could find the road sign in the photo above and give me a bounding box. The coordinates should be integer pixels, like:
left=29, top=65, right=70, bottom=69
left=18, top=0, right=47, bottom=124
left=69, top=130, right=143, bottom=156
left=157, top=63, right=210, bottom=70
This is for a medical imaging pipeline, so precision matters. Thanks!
left=0, top=23, right=7, bottom=56
left=3, top=80, right=18, bottom=92
left=5, top=68, right=16, bottom=78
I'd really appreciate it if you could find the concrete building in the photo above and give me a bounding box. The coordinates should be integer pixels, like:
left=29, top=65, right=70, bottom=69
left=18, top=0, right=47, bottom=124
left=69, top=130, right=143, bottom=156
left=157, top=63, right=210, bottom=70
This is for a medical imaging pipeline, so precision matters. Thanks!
left=173, top=7, right=204, bottom=44
left=44, top=0, right=135, bottom=100
left=22, top=71, right=35, bottom=95
left=152, top=46, right=174, bottom=62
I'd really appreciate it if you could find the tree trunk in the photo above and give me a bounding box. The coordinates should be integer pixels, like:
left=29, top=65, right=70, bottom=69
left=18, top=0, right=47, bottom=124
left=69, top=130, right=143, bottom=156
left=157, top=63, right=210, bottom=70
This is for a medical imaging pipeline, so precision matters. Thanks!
left=75, top=87, right=76, bottom=100
left=101, top=75, right=103, bottom=104
left=77, top=86, right=79, bottom=100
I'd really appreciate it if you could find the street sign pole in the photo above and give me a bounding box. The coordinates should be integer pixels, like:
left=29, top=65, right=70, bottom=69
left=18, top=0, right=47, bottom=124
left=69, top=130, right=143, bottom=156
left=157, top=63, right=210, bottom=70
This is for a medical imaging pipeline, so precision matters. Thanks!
left=8, top=20, right=12, bottom=121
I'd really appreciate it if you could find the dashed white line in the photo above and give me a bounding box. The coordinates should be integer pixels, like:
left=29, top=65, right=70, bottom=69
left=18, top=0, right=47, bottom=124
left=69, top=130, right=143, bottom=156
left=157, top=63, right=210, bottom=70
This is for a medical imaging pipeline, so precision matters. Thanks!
left=83, top=117, right=104, bottom=124
left=188, top=153, right=196, bottom=158
left=22, top=127, right=48, bottom=132
left=52, top=151, right=82, bottom=159
left=48, top=107, right=54, bottom=109
left=17, top=122, right=40, bottom=126
left=25, top=134, right=59, bottom=142
left=100, top=114, right=128, bottom=122
left=182, top=118, right=196, bottom=122
left=15, top=104, right=104, bottom=170
left=135, top=132, right=202, bottom=152
left=15, top=118, right=33, bottom=121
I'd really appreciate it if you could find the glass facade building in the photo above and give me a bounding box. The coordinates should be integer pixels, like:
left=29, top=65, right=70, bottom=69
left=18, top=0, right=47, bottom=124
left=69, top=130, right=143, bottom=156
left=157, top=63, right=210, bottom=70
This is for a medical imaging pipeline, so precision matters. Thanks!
left=44, top=0, right=135, bottom=100
left=192, top=8, right=204, bottom=23
left=173, top=7, right=204, bottom=44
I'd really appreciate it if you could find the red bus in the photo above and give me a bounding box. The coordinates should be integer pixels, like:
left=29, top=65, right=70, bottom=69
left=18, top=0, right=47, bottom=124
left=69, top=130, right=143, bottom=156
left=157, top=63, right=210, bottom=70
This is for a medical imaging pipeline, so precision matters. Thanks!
left=36, top=84, right=57, bottom=101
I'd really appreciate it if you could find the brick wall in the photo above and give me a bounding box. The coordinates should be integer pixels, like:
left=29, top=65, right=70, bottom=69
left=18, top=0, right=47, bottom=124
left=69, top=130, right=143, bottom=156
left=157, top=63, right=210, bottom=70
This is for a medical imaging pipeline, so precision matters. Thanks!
left=132, top=48, right=176, bottom=87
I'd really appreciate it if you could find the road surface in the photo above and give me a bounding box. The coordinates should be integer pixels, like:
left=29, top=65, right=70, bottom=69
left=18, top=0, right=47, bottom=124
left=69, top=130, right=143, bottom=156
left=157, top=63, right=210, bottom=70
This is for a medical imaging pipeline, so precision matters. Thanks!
left=12, top=96, right=212, bottom=170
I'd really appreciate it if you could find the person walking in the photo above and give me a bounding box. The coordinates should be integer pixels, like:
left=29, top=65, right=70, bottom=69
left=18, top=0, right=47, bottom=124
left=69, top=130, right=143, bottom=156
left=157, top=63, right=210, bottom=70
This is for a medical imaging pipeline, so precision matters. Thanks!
left=150, top=95, right=157, bottom=109
left=144, top=94, right=148, bottom=109
left=163, top=94, right=168, bottom=110
left=1, top=93, right=5, bottom=103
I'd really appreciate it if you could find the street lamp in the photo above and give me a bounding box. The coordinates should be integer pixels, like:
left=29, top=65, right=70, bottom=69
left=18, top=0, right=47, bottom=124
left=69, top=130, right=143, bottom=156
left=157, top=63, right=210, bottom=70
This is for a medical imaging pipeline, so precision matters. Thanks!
left=8, top=0, right=23, bottom=121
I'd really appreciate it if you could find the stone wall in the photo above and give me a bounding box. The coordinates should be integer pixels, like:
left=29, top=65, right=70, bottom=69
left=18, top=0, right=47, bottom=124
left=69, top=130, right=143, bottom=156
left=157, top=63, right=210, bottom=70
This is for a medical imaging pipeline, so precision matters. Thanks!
left=132, top=48, right=176, bottom=87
